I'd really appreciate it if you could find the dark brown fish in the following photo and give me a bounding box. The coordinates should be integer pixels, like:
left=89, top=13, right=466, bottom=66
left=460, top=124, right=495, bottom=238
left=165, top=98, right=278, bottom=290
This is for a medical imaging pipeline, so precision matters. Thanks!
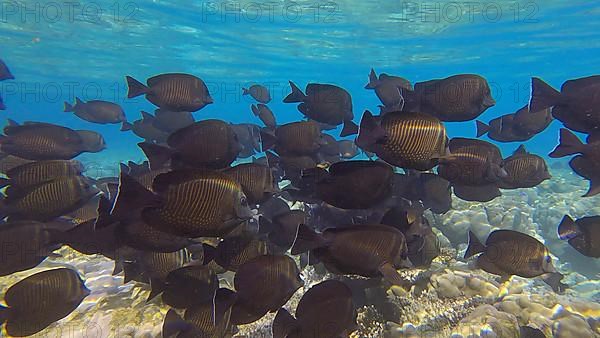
left=356, top=110, right=448, bottom=170
left=203, top=236, right=268, bottom=272
left=231, top=123, right=261, bottom=158
left=0, top=59, right=14, bottom=81
left=162, top=288, right=237, bottom=338
left=261, top=210, right=308, bottom=250
left=403, top=74, right=495, bottom=121
left=64, top=194, right=101, bottom=224
left=243, top=84, right=271, bottom=103
left=251, top=103, right=277, bottom=129
left=530, top=76, right=600, bottom=134
left=338, top=139, right=360, bottom=159
left=64, top=98, right=127, bottom=126
left=1, top=176, right=100, bottom=221
left=549, top=128, right=600, bottom=196
left=121, top=111, right=169, bottom=143
left=476, top=114, right=529, bottom=142
left=465, top=230, right=566, bottom=292
left=392, top=172, right=452, bottom=214
left=1, top=159, right=84, bottom=190
left=512, top=105, right=553, bottom=136
left=284, top=82, right=358, bottom=137
left=120, top=160, right=169, bottom=192
left=126, top=73, right=213, bottom=112
left=273, top=280, right=357, bottom=338
left=0, top=221, right=64, bottom=276
left=262, top=120, right=324, bottom=157
left=365, top=68, right=412, bottom=109
left=499, top=145, right=551, bottom=189
left=124, top=248, right=192, bottom=289
left=231, top=255, right=303, bottom=325
left=301, top=160, right=394, bottom=209
left=153, top=109, right=195, bottom=133
left=0, top=121, right=106, bottom=160
left=149, top=119, right=241, bottom=169
left=558, top=215, right=600, bottom=258
left=160, top=265, right=219, bottom=309
left=292, top=224, right=410, bottom=286
left=0, top=268, right=90, bottom=337
left=223, top=163, right=277, bottom=204
left=141, top=169, right=253, bottom=238
left=116, top=216, right=194, bottom=253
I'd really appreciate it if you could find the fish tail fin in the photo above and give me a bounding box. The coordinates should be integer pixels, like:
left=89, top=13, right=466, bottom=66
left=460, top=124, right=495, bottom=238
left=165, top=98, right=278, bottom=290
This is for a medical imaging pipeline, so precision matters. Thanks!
left=476, top=120, right=490, bottom=138
left=530, top=77, right=562, bottom=112
left=94, top=195, right=116, bottom=229
left=356, top=110, right=385, bottom=151
left=541, top=272, right=568, bottom=293
left=558, top=215, right=580, bottom=240
left=137, top=142, right=172, bottom=170
left=120, top=121, right=133, bottom=131
left=549, top=128, right=584, bottom=158
left=291, top=224, right=326, bottom=255
left=112, top=260, right=123, bottom=275
left=260, top=129, right=277, bottom=152
left=272, top=308, right=298, bottom=338
left=125, top=76, right=148, bottom=98
left=283, top=81, right=306, bottom=103
left=213, top=288, right=237, bottom=326
left=464, top=230, right=486, bottom=259
left=147, top=278, right=166, bottom=302
left=364, top=68, right=380, bottom=89
left=111, top=172, right=159, bottom=219
left=340, top=120, right=359, bottom=137
left=201, top=243, right=217, bottom=265
left=162, top=308, right=191, bottom=338
left=378, top=262, right=411, bottom=289
left=63, top=101, right=74, bottom=112
left=583, top=178, right=600, bottom=197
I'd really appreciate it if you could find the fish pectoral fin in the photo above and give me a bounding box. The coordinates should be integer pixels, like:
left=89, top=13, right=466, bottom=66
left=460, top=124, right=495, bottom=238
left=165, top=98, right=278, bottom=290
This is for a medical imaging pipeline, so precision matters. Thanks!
left=378, top=262, right=410, bottom=288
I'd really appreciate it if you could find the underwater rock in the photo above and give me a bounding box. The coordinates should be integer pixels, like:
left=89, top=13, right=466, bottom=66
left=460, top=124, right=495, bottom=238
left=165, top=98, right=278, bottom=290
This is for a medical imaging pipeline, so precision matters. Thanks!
left=451, top=304, right=520, bottom=337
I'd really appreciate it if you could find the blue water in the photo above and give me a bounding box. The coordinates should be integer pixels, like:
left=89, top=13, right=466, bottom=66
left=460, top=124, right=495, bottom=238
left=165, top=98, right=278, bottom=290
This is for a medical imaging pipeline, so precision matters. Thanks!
left=1, top=0, right=599, bottom=166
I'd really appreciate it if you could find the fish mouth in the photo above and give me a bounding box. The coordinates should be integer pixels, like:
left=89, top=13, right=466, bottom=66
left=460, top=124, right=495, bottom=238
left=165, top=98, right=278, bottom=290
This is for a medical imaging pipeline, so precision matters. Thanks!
left=483, top=96, right=496, bottom=108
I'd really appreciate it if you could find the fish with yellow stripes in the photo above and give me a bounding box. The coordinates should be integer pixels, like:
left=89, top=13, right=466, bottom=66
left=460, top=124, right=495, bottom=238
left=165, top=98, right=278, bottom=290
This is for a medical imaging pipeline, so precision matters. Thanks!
left=131, top=169, right=253, bottom=238
left=0, top=268, right=90, bottom=337
left=0, top=159, right=84, bottom=190
left=126, top=73, right=213, bottom=112
left=356, top=110, right=449, bottom=171
left=223, top=162, right=277, bottom=205
left=499, top=145, right=551, bottom=189
left=1, top=175, right=100, bottom=221
left=261, top=120, right=324, bottom=157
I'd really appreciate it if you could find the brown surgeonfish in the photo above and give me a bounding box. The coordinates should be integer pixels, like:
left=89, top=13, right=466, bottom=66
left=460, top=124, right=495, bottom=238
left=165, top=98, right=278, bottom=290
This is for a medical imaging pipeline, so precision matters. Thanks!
left=223, top=162, right=277, bottom=204
left=251, top=103, right=277, bottom=129
left=464, top=230, right=567, bottom=292
left=530, top=76, right=600, bottom=134
left=0, top=153, right=33, bottom=174
left=140, top=119, right=241, bottom=169
left=292, top=224, right=410, bottom=286
left=64, top=98, right=127, bottom=127
left=0, top=121, right=105, bottom=160
left=549, top=128, right=600, bottom=197
left=0, top=268, right=90, bottom=337
left=140, top=169, right=253, bottom=238
left=126, top=73, right=213, bottom=112
left=202, top=236, right=268, bottom=272
left=1, top=175, right=100, bottom=221
left=300, top=160, right=394, bottom=209
left=476, top=105, right=553, bottom=142
left=0, top=159, right=84, bottom=190
left=260, top=209, right=309, bottom=251
left=159, top=265, right=219, bottom=309
left=272, top=280, right=357, bottom=338
left=558, top=215, right=600, bottom=258
left=365, top=68, right=412, bottom=110
left=243, top=84, right=272, bottom=103
left=499, top=145, right=551, bottom=189
left=356, top=110, right=448, bottom=171
left=152, top=109, right=195, bottom=133
left=402, top=74, right=495, bottom=122
left=261, top=120, right=324, bottom=157
left=284, top=81, right=358, bottom=137
left=162, top=288, right=237, bottom=338
left=120, top=111, right=169, bottom=143
left=230, top=255, right=303, bottom=325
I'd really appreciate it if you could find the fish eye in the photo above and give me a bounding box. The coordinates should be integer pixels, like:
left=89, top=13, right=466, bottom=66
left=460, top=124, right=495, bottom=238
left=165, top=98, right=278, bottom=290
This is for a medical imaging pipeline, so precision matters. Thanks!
left=240, top=196, right=248, bottom=206
left=546, top=256, right=551, bottom=263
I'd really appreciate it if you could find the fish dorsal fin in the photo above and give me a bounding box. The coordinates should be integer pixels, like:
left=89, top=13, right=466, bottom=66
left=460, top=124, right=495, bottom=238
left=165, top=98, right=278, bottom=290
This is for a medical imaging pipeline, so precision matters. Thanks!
left=514, top=145, right=528, bottom=155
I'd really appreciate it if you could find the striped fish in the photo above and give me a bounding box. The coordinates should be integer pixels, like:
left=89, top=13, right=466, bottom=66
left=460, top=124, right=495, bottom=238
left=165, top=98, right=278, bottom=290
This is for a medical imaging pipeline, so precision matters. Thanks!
left=0, top=153, right=33, bottom=174
left=2, top=175, right=100, bottom=221
left=438, top=137, right=505, bottom=186
left=204, top=236, right=268, bottom=272
left=5, top=159, right=84, bottom=189
left=2, top=268, right=90, bottom=337
left=357, top=111, right=448, bottom=170
left=142, top=169, right=253, bottom=238
left=0, top=122, right=87, bottom=160
left=126, top=73, right=213, bottom=112
left=272, top=120, right=323, bottom=156
left=499, top=145, right=551, bottom=189
left=223, top=163, right=277, bottom=204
